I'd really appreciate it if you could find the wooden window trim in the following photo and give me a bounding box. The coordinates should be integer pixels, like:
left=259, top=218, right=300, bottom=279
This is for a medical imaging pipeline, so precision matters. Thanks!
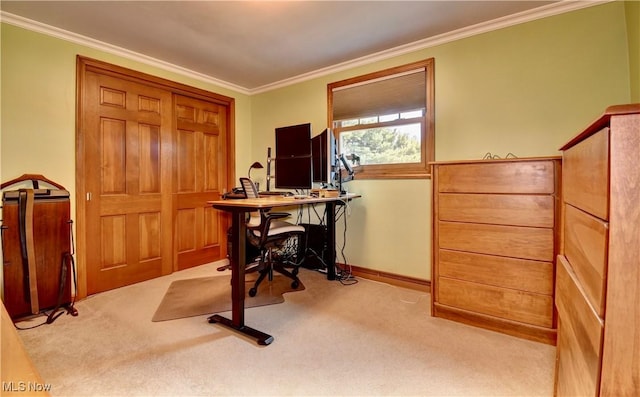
left=327, top=58, right=435, bottom=180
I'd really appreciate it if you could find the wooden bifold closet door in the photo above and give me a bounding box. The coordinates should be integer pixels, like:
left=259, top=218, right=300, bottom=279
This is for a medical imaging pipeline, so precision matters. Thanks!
left=77, top=57, right=232, bottom=297
left=82, top=70, right=173, bottom=295
left=174, top=94, right=228, bottom=271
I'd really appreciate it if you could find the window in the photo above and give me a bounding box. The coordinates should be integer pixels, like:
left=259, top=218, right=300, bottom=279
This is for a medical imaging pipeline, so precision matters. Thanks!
left=328, top=58, right=434, bottom=179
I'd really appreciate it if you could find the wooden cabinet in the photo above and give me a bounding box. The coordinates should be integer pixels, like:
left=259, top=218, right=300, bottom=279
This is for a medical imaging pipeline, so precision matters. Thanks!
left=555, top=104, right=640, bottom=397
left=431, top=157, right=561, bottom=344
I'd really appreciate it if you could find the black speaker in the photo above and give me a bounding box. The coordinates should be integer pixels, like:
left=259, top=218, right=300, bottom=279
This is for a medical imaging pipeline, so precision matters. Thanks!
left=300, top=223, right=328, bottom=269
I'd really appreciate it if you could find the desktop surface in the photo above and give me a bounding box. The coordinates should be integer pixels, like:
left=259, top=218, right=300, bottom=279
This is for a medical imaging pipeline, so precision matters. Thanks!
left=222, top=190, right=295, bottom=199
left=210, top=193, right=359, bottom=211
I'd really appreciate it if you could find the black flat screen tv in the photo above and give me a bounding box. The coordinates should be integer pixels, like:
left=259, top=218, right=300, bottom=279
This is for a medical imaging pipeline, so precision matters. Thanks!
left=274, top=123, right=312, bottom=190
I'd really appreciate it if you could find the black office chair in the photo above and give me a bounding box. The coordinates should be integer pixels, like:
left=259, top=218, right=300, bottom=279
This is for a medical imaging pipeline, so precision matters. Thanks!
left=239, top=177, right=305, bottom=297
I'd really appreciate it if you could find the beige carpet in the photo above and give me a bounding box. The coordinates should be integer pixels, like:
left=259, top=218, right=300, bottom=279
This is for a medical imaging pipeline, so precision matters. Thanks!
left=152, top=273, right=304, bottom=321
left=16, top=261, right=556, bottom=396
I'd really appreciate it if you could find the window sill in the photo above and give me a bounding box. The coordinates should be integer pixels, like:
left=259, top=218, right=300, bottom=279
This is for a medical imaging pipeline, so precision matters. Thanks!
left=351, top=169, right=432, bottom=180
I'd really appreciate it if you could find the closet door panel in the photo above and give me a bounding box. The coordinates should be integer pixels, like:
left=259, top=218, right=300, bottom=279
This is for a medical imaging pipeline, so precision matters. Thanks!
left=84, top=71, right=173, bottom=294
left=174, top=94, right=226, bottom=270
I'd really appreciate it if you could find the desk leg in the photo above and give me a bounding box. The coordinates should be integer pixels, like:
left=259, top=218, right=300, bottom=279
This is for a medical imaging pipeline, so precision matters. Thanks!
left=325, top=202, right=336, bottom=281
left=208, top=210, right=274, bottom=345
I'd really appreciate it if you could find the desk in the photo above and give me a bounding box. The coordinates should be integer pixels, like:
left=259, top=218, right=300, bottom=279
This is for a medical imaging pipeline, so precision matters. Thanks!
left=207, top=194, right=359, bottom=345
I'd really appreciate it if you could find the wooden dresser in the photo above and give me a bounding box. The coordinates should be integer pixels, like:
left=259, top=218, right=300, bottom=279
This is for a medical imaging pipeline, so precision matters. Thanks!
left=555, top=104, right=640, bottom=396
left=431, top=157, right=561, bottom=344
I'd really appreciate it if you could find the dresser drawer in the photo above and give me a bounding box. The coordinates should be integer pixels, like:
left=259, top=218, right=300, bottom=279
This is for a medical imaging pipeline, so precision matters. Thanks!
left=438, top=221, right=554, bottom=262
left=438, top=277, right=553, bottom=327
left=564, top=204, right=608, bottom=316
left=563, top=127, right=609, bottom=220
left=438, top=249, right=553, bottom=295
left=437, top=160, right=557, bottom=194
left=438, top=193, right=554, bottom=227
left=555, top=255, right=603, bottom=397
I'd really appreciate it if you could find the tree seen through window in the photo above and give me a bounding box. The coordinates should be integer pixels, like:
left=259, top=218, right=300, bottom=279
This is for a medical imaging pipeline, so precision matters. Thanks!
left=340, top=123, right=421, bottom=165
left=328, top=58, right=434, bottom=179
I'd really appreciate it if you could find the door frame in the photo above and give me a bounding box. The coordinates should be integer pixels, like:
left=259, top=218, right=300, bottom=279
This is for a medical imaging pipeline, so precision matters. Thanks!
left=75, top=56, right=236, bottom=299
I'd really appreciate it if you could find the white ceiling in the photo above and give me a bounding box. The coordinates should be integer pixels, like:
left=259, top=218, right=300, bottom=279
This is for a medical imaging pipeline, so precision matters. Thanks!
left=2, top=1, right=596, bottom=94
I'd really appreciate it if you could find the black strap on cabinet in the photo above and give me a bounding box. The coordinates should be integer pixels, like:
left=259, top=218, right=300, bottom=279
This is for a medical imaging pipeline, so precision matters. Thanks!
left=46, top=252, right=78, bottom=323
left=17, top=189, right=39, bottom=314
left=46, top=219, right=78, bottom=323
left=18, top=190, right=28, bottom=267
left=17, top=190, right=30, bottom=303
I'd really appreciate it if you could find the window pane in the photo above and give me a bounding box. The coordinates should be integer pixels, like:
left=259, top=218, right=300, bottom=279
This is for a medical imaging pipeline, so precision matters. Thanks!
left=328, top=58, right=434, bottom=179
left=359, top=116, right=377, bottom=125
left=341, top=119, right=359, bottom=127
left=339, top=123, right=422, bottom=165
left=401, top=110, right=423, bottom=119
left=379, top=113, right=399, bottom=122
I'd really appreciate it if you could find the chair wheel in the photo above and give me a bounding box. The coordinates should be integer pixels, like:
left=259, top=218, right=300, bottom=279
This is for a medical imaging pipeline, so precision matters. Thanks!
left=249, top=288, right=257, bottom=297
left=291, top=280, right=299, bottom=289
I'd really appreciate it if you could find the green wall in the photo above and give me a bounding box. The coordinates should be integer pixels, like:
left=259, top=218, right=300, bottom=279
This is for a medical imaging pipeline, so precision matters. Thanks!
left=249, top=1, right=634, bottom=280
left=1, top=1, right=636, bottom=283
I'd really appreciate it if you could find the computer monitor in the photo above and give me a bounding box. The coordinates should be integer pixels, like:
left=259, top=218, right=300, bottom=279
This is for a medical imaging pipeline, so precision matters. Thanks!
left=311, top=128, right=337, bottom=187
left=275, top=123, right=312, bottom=190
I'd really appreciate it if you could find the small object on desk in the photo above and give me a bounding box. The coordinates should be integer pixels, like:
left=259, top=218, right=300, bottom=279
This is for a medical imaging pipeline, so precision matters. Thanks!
left=222, top=192, right=246, bottom=200
left=311, top=188, right=339, bottom=198
left=293, top=194, right=309, bottom=199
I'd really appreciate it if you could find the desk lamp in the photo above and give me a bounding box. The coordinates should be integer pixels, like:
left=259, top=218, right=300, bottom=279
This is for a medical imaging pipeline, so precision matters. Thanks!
left=248, top=161, right=264, bottom=179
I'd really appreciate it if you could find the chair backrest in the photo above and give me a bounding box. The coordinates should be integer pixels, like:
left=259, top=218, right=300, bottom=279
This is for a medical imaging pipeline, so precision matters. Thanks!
left=240, top=177, right=261, bottom=228
left=240, top=177, right=259, bottom=198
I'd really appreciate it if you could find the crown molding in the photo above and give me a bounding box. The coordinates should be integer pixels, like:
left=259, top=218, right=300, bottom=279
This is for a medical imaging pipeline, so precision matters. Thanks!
left=0, top=11, right=251, bottom=95
left=251, top=0, right=612, bottom=94
left=1, top=0, right=611, bottom=96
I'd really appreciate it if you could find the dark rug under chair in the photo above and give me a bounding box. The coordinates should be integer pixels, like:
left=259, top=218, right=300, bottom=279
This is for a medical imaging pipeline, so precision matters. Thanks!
left=152, top=274, right=305, bottom=322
